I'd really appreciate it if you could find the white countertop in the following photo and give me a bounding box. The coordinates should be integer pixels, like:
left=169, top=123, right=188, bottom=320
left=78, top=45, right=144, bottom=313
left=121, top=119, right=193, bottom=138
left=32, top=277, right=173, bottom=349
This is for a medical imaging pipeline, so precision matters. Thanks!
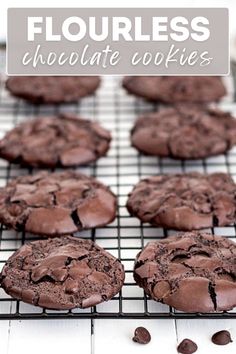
left=0, top=318, right=235, bottom=354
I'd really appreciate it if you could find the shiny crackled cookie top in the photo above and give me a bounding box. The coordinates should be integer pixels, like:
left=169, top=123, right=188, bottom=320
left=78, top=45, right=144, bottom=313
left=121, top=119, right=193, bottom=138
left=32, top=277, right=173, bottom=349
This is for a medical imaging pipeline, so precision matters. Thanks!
left=0, top=170, right=117, bottom=236
left=6, top=76, right=100, bottom=104
left=1, top=236, right=125, bottom=310
left=131, top=105, right=236, bottom=160
left=127, top=172, right=236, bottom=231
left=0, top=114, right=111, bottom=168
left=134, top=231, right=236, bottom=313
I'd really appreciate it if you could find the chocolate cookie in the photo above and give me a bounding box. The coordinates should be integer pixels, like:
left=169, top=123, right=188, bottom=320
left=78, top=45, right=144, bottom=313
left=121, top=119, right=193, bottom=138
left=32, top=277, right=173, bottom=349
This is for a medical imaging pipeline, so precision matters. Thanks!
left=127, top=173, right=236, bottom=230
left=134, top=231, right=236, bottom=313
left=0, top=171, right=116, bottom=236
left=0, top=114, right=111, bottom=168
left=0, top=235, right=125, bottom=309
left=123, top=76, right=226, bottom=103
left=131, top=105, right=236, bottom=160
left=6, top=76, right=100, bottom=104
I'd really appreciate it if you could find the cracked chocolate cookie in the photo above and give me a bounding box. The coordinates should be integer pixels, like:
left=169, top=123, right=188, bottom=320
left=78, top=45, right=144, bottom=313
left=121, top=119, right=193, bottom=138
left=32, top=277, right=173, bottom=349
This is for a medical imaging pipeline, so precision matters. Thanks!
left=131, top=105, right=236, bottom=160
left=123, top=76, right=226, bottom=103
left=0, top=235, right=125, bottom=309
left=0, top=114, right=111, bottom=168
left=6, top=76, right=100, bottom=104
left=134, top=231, right=236, bottom=313
left=127, top=173, right=236, bottom=230
left=0, top=171, right=116, bottom=236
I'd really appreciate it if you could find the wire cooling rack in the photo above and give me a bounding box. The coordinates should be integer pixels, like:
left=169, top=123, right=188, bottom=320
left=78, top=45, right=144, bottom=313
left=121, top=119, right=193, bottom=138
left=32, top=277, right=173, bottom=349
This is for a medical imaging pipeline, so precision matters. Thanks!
left=0, top=58, right=236, bottom=320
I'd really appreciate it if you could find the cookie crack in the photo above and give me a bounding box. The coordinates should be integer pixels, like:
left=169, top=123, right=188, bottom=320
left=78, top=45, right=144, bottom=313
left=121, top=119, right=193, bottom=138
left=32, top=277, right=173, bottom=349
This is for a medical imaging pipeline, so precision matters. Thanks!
left=32, top=292, right=40, bottom=306
left=51, top=192, right=57, bottom=206
left=212, top=214, right=219, bottom=226
left=65, top=254, right=88, bottom=266
left=180, top=262, right=196, bottom=275
left=214, top=268, right=236, bottom=283
left=70, top=209, right=82, bottom=228
left=208, top=281, right=217, bottom=311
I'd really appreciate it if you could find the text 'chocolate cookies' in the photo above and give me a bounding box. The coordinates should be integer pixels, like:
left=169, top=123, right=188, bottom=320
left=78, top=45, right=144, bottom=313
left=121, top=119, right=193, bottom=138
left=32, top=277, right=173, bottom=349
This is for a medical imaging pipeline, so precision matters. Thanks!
left=0, top=171, right=117, bottom=236
left=134, top=232, right=236, bottom=313
left=127, top=172, right=236, bottom=231
left=0, top=114, right=111, bottom=168
left=0, top=236, right=125, bottom=309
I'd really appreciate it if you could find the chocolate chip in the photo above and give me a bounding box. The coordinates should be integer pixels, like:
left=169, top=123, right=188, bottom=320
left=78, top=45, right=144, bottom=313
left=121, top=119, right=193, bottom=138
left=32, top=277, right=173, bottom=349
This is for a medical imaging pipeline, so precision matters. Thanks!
left=211, top=330, right=233, bottom=345
left=132, top=327, right=151, bottom=344
left=177, top=339, right=198, bottom=354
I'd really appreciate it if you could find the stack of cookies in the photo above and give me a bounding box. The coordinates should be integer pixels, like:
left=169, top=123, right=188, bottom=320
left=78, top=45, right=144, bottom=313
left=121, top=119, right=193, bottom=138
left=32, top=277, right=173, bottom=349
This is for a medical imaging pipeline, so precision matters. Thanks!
left=0, top=75, right=235, bottom=315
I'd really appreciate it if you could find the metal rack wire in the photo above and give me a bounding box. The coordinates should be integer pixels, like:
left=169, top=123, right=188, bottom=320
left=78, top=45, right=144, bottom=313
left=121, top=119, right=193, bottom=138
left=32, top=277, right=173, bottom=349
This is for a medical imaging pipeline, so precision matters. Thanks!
left=0, top=58, right=236, bottom=319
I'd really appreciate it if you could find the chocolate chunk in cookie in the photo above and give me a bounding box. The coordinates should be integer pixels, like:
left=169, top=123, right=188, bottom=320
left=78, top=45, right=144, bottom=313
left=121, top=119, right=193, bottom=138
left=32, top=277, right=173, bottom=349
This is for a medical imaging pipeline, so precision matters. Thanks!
left=0, top=171, right=116, bottom=236
left=134, top=231, right=236, bottom=313
left=6, top=76, right=100, bottom=104
left=131, top=105, right=236, bottom=160
left=0, top=114, right=111, bottom=168
left=127, top=173, right=236, bottom=230
left=123, top=76, right=226, bottom=103
left=0, top=235, right=125, bottom=309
